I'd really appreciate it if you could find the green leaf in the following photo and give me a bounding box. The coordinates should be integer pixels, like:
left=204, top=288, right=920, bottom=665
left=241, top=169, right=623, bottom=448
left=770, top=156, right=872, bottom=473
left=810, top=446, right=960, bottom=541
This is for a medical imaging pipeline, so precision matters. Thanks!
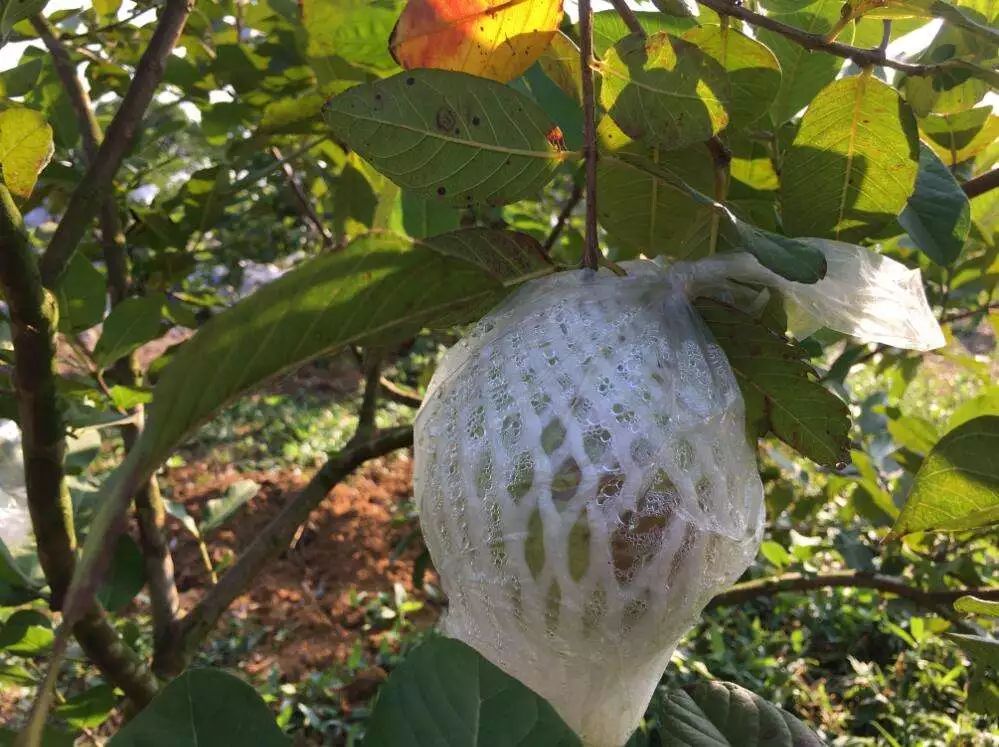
left=400, top=190, right=460, bottom=240
left=920, top=106, right=998, bottom=166
left=901, top=11, right=996, bottom=117
left=202, top=479, right=260, bottom=533
left=365, top=637, right=582, bottom=747
left=891, top=415, right=999, bottom=537
left=947, top=633, right=999, bottom=669
left=54, top=683, right=117, bottom=729
left=0, top=536, right=42, bottom=595
left=681, top=25, right=781, bottom=130
left=653, top=679, right=822, bottom=746
left=323, top=70, right=566, bottom=207
left=301, top=0, right=399, bottom=73
left=95, top=535, right=145, bottom=613
left=899, top=144, right=972, bottom=265
left=92, top=294, right=165, bottom=370
left=109, top=668, right=288, bottom=747
left=55, top=253, right=107, bottom=334
left=598, top=32, right=730, bottom=151
left=887, top=414, right=939, bottom=455
left=538, top=31, right=582, bottom=103
left=596, top=119, right=715, bottom=260
left=0, top=56, right=44, bottom=98
left=0, top=609, right=53, bottom=655
left=849, top=0, right=999, bottom=44
left=0, top=0, right=49, bottom=37
left=0, top=107, right=54, bottom=201
left=758, top=0, right=851, bottom=124
left=954, top=596, right=999, bottom=617
left=0, top=726, right=73, bottom=747
left=0, top=662, right=34, bottom=686
left=697, top=299, right=851, bottom=467
left=613, top=152, right=827, bottom=283
left=108, top=385, right=153, bottom=411
left=782, top=74, right=920, bottom=241
left=591, top=10, right=698, bottom=57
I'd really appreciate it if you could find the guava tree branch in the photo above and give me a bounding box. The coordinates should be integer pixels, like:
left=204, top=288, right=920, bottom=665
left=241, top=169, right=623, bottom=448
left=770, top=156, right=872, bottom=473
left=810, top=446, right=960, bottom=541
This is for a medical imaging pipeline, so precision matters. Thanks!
left=544, top=178, right=584, bottom=253
left=0, top=186, right=158, bottom=706
left=32, top=13, right=181, bottom=651
left=579, top=0, right=600, bottom=271
left=962, top=168, right=999, bottom=199
left=710, top=571, right=999, bottom=609
left=609, top=0, right=644, bottom=35
left=157, top=426, right=414, bottom=677
left=38, top=0, right=196, bottom=288
left=693, top=0, right=987, bottom=78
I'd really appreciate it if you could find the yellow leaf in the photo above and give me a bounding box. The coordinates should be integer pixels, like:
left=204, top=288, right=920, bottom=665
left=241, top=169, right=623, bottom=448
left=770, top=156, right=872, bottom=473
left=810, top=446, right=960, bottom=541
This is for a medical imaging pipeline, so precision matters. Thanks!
left=0, top=108, right=53, bottom=202
left=389, top=0, right=564, bottom=83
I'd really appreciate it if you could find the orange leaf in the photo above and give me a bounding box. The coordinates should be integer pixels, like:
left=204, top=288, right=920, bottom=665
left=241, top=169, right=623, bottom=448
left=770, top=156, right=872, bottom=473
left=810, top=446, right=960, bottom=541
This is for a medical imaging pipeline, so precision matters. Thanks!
left=389, top=0, right=564, bottom=83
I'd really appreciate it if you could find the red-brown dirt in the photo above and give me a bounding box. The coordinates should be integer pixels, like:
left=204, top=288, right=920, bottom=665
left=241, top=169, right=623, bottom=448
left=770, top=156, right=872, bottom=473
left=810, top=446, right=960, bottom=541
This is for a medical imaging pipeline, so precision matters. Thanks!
left=165, top=451, right=439, bottom=683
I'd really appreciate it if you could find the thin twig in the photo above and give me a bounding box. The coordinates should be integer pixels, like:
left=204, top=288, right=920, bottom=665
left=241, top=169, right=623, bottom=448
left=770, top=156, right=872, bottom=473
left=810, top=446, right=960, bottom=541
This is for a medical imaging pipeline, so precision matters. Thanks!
left=962, top=167, right=999, bottom=199
left=544, top=178, right=584, bottom=253
left=705, top=136, right=732, bottom=255
left=709, top=571, right=999, bottom=609
left=158, top=426, right=414, bottom=677
left=608, top=0, right=644, bottom=35
left=379, top=377, right=423, bottom=408
left=694, top=0, right=989, bottom=77
left=357, top=352, right=383, bottom=436
left=579, top=0, right=600, bottom=271
left=39, top=0, right=197, bottom=288
left=269, top=146, right=335, bottom=247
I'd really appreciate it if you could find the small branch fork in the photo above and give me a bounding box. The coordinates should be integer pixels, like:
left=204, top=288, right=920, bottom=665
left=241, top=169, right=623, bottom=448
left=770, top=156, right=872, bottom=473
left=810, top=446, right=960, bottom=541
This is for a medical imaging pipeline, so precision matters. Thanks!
left=694, top=0, right=985, bottom=77
left=578, top=0, right=601, bottom=271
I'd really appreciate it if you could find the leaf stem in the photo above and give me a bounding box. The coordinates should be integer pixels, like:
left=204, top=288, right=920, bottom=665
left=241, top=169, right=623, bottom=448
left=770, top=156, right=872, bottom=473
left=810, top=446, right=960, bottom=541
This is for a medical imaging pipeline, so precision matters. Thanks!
left=579, top=0, right=600, bottom=271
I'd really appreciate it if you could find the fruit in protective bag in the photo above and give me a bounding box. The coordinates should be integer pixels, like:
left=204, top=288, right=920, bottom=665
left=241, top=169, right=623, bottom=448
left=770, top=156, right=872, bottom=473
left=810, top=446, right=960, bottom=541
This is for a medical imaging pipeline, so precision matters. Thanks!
left=414, top=241, right=943, bottom=746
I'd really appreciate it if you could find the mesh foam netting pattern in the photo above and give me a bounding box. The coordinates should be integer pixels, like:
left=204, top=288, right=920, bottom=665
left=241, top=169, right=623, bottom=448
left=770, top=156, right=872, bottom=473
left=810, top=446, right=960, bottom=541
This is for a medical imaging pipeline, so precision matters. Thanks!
left=415, top=265, right=765, bottom=746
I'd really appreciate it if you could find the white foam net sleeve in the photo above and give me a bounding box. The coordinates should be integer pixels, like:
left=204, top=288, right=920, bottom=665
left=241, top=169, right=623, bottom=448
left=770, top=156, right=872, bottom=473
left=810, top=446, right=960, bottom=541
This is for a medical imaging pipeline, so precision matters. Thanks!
left=0, top=420, right=31, bottom=553
left=415, top=265, right=765, bottom=747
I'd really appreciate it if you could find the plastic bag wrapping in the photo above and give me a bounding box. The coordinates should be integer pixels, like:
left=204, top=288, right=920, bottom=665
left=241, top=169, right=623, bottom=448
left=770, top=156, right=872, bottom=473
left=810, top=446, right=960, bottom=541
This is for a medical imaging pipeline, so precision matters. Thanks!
left=414, top=245, right=944, bottom=746
left=681, top=239, right=946, bottom=351
left=0, top=420, right=30, bottom=552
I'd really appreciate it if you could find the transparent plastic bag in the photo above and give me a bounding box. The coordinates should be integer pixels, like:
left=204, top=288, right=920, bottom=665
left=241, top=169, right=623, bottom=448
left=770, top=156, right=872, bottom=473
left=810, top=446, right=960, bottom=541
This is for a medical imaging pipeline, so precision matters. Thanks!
left=413, top=244, right=943, bottom=746
left=0, top=420, right=30, bottom=552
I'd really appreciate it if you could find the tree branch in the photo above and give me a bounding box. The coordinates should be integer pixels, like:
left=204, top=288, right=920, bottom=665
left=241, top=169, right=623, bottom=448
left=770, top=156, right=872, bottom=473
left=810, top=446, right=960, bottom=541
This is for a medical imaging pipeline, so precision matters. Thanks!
left=579, top=0, right=600, bottom=271
left=379, top=377, right=423, bottom=409
left=608, top=0, right=644, bottom=36
left=33, top=12, right=181, bottom=652
left=694, top=0, right=986, bottom=77
left=962, top=167, right=999, bottom=199
left=156, top=426, right=414, bottom=677
left=38, top=0, right=196, bottom=288
left=269, top=146, right=335, bottom=248
left=543, top=178, right=583, bottom=253
left=0, top=186, right=158, bottom=706
left=709, top=571, right=999, bottom=610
